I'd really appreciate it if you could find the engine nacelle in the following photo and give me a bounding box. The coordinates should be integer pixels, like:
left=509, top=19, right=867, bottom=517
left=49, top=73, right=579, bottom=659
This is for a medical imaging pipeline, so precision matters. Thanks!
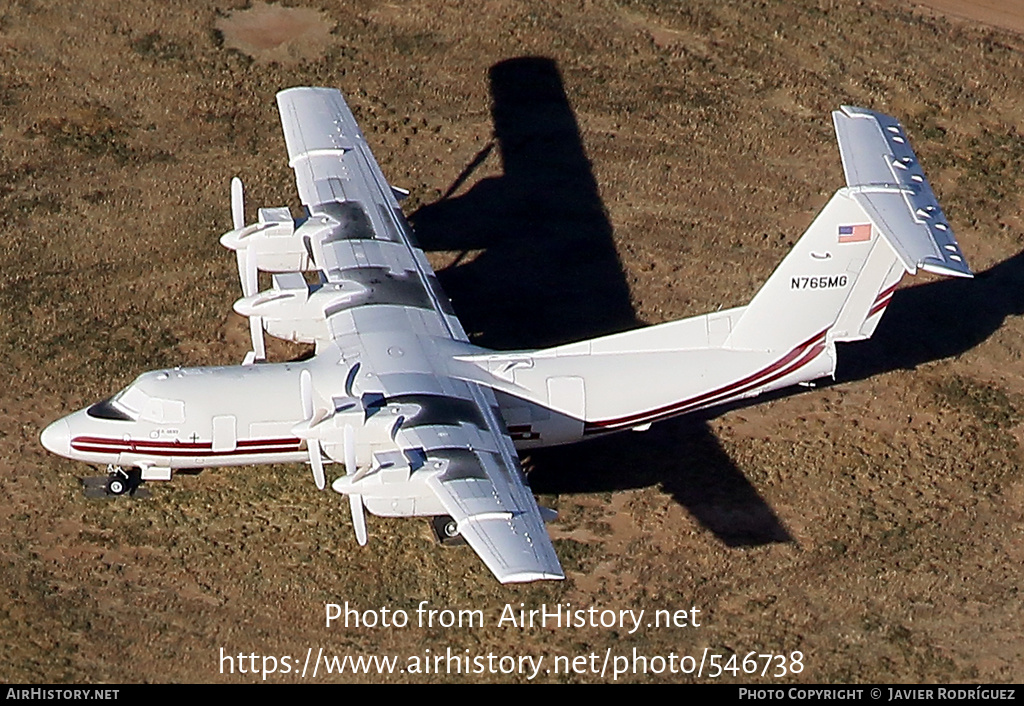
left=234, top=272, right=369, bottom=344
left=332, top=449, right=447, bottom=518
left=220, top=207, right=338, bottom=273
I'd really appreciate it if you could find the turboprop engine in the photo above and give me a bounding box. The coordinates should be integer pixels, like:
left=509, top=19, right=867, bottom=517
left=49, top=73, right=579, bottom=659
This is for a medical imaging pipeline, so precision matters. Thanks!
left=232, top=273, right=370, bottom=345
left=291, top=365, right=440, bottom=545
left=220, top=177, right=336, bottom=362
left=219, top=178, right=320, bottom=289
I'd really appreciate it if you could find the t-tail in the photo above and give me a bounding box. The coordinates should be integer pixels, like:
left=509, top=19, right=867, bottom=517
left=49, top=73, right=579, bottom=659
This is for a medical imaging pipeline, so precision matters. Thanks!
left=725, top=105, right=971, bottom=353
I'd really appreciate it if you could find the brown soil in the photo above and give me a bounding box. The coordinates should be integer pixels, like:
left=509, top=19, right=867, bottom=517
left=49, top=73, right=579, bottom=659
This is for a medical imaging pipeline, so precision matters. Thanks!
left=904, top=0, right=1024, bottom=35
left=215, top=3, right=334, bottom=65
left=3, top=0, right=1024, bottom=684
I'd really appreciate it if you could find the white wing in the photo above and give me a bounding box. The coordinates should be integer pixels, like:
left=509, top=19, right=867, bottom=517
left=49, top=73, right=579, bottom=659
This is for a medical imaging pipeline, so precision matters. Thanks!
left=276, top=87, right=564, bottom=583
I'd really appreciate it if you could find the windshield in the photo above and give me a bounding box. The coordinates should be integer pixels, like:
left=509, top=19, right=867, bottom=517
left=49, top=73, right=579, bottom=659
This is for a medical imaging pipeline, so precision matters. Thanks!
left=109, top=384, right=185, bottom=424
left=86, top=397, right=134, bottom=421
left=113, top=386, right=149, bottom=416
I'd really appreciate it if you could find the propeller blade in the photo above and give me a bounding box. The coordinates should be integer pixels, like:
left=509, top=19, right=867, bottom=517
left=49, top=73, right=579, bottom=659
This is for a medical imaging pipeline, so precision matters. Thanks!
left=350, top=493, right=367, bottom=545
left=231, top=177, right=244, bottom=231
left=231, top=180, right=257, bottom=300
left=300, top=369, right=314, bottom=420
left=343, top=423, right=366, bottom=544
left=310, top=438, right=326, bottom=491
left=248, top=314, right=266, bottom=362
left=237, top=248, right=263, bottom=365
left=299, top=368, right=325, bottom=489
left=344, top=423, right=356, bottom=473
left=235, top=248, right=258, bottom=298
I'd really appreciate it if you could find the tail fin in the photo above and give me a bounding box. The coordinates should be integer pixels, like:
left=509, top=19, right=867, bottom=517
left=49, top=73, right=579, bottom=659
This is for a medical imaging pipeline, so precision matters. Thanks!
left=725, top=106, right=971, bottom=352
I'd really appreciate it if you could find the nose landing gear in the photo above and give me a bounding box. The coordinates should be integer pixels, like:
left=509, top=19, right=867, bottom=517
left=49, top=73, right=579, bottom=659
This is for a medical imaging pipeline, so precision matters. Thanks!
left=104, top=465, right=141, bottom=496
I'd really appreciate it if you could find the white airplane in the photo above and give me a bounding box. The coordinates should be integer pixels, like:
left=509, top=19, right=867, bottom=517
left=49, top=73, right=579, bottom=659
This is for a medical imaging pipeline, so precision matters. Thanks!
left=40, top=89, right=972, bottom=583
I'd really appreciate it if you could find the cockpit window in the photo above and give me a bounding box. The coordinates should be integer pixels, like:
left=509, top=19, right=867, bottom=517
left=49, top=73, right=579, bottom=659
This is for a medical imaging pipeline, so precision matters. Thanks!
left=114, top=386, right=149, bottom=416
left=89, top=384, right=185, bottom=424
left=111, top=385, right=185, bottom=423
left=87, top=398, right=134, bottom=421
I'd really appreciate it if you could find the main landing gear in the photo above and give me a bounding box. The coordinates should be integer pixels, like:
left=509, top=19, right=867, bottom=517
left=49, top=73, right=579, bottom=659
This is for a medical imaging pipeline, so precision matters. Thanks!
left=430, top=515, right=465, bottom=547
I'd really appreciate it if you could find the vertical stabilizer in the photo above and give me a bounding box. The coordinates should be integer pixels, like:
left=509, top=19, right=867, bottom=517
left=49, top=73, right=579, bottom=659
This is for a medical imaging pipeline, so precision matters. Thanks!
left=725, top=106, right=971, bottom=354
left=724, top=189, right=894, bottom=351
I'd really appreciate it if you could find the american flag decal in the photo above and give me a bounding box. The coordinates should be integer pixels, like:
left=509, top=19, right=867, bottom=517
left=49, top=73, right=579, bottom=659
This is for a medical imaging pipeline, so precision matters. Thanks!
left=838, top=224, right=872, bottom=243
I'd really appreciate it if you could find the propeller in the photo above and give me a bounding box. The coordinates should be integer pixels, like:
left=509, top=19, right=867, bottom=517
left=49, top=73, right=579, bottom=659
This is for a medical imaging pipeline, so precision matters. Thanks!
left=231, top=176, right=245, bottom=230
left=246, top=315, right=266, bottom=364
left=230, top=177, right=266, bottom=363
left=294, top=363, right=368, bottom=543
left=297, top=369, right=327, bottom=490
left=345, top=423, right=367, bottom=546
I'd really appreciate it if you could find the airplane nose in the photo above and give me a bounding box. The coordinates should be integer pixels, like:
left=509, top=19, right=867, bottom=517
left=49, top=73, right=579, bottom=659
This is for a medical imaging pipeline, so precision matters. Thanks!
left=40, top=419, right=71, bottom=457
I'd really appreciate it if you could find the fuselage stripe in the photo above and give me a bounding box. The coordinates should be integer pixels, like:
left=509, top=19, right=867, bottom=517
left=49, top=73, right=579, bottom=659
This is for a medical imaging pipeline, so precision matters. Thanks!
left=70, top=436, right=302, bottom=458
left=873, top=281, right=900, bottom=305
left=583, top=328, right=828, bottom=434
left=868, top=294, right=893, bottom=319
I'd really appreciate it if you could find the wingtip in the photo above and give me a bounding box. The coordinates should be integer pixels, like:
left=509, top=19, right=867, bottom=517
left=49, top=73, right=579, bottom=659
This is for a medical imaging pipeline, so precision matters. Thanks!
left=499, top=571, right=566, bottom=584
left=836, top=104, right=866, bottom=119
left=921, top=260, right=974, bottom=279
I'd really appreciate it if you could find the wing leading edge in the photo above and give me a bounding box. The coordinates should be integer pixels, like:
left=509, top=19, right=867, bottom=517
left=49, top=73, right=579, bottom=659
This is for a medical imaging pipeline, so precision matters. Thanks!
left=275, top=87, right=563, bottom=583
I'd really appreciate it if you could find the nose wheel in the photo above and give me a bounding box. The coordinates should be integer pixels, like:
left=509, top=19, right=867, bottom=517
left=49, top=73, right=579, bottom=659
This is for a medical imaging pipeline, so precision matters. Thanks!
left=105, top=465, right=140, bottom=496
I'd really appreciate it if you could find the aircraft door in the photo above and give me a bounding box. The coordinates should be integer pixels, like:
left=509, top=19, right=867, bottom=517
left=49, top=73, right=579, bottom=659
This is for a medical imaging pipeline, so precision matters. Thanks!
left=212, top=415, right=237, bottom=452
left=544, top=376, right=585, bottom=444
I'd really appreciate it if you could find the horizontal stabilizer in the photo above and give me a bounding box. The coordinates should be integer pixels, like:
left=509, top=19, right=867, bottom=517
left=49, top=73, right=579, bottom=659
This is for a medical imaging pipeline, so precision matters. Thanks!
left=833, top=105, right=971, bottom=279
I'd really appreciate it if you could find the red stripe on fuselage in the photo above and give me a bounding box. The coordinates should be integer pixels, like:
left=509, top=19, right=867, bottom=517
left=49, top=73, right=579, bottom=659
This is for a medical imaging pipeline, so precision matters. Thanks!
left=873, top=281, right=900, bottom=305
left=584, top=329, right=828, bottom=434
left=70, top=436, right=301, bottom=457
left=868, top=295, right=892, bottom=319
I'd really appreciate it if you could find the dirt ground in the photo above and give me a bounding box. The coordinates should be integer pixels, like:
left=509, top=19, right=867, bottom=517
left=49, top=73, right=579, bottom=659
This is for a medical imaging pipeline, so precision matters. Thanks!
left=3, top=0, right=1024, bottom=684
left=906, top=0, right=1024, bottom=35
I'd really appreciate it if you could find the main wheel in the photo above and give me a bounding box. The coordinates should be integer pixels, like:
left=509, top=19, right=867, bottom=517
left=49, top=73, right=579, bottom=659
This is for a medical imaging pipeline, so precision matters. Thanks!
left=430, top=515, right=465, bottom=545
left=442, top=518, right=459, bottom=538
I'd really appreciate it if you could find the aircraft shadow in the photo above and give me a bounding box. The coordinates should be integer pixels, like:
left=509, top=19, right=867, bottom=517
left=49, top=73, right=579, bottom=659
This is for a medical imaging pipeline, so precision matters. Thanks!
left=836, top=251, right=1024, bottom=383
left=410, top=57, right=793, bottom=547
left=412, top=57, right=636, bottom=350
